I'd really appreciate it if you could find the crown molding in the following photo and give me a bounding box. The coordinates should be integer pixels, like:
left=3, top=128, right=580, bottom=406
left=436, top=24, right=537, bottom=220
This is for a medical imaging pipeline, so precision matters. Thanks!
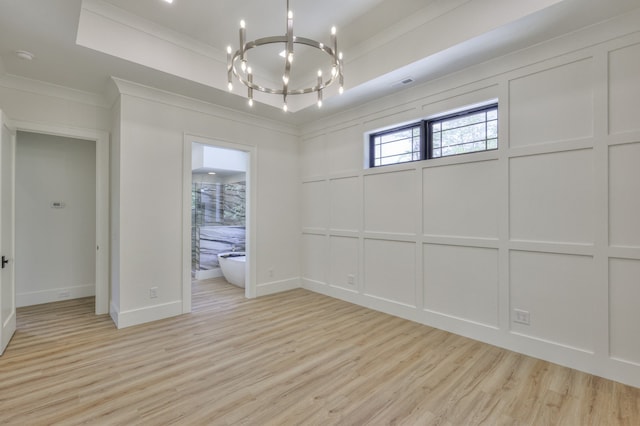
left=80, top=0, right=224, bottom=61
left=0, top=73, right=108, bottom=108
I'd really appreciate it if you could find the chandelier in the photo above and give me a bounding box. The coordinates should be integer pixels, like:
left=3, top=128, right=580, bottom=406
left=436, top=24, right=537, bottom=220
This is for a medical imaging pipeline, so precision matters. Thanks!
left=226, top=0, right=344, bottom=112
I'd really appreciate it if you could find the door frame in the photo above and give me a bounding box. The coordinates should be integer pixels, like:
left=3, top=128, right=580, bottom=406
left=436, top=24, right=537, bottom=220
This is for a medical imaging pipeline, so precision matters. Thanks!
left=12, top=120, right=109, bottom=315
left=182, top=133, right=257, bottom=313
left=1, top=110, right=17, bottom=354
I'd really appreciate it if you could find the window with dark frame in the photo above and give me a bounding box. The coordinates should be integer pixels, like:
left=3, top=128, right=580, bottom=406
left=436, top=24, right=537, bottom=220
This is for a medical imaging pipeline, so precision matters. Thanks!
left=370, top=124, right=422, bottom=167
left=369, top=103, right=498, bottom=168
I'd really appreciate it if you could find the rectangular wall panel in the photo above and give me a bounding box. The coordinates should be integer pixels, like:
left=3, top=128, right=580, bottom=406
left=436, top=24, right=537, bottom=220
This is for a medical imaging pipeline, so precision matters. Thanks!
left=609, top=258, right=640, bottom=365
left=329, top=236, right=359, bottom=291
left=301, top=180, right=328, bottom=230
left=300, top=135, right=326, bottom=178
left=364, top=239, right=416, bottom=306
left=510, top=251, right=595, bottom=351
left=423, top=160, right=499, bottom=238
left=423, top=244, right=498, bottom=327
left=609, top=142, right=640, bottom=247
left=327, top=125, right=363, bottom=175
left=364, top=170, right=417, bottom=235
left=302, top=233, right=327, bottom=284
left=510, top=149, right=594, bottom=244
left=509, top=58, right=594, bottom=147
left=609, top=43, right=640, bottom=134
left=330, top=177, right=361, bottom=232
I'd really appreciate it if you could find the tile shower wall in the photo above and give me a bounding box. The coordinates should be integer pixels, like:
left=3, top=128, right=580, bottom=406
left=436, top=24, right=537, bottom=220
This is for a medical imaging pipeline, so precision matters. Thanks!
left=192, top=181, right=246, bottom=272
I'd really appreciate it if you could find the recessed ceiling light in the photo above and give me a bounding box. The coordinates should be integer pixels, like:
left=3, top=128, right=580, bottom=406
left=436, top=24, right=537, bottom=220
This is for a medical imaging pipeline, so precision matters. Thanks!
left=15, top=50, right=34, bottom=61
left=208, top=172, right=216, bottom=175
left=163, top=0, right=173, bottom=4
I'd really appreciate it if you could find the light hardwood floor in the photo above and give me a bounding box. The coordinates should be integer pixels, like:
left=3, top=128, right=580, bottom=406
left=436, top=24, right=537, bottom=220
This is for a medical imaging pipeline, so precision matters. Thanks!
left=1, top=278, right=639, bottom=425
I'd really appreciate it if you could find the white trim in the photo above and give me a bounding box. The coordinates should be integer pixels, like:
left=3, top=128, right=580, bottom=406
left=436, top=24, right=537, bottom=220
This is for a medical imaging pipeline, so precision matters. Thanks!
left=0, top=110, right=17, bottom=355
left=0, top=73, right=107, bottom=108
left=11, top=120, right=110, bottom=316
left=17, top=284, right=95, bottom=308
left=109, top=301, right=119, bottom=328
left=80, top=0, right=223, bottom=61
left=256, top=278, right=300, bottom=297
left=112, top=300, right=182, bottom=329
left=182, top=134, right=258, bottom=313
left=194, top=267, right=223, bottom=281
left=0, top=310, right=15, bottom=354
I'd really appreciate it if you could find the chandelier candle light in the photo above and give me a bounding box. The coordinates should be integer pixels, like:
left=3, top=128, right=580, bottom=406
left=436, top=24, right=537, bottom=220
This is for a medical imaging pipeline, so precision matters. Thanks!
left=226, top=0, right=344, bottom=111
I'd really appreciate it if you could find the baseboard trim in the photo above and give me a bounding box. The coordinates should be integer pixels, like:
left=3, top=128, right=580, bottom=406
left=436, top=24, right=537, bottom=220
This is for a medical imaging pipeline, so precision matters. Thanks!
left=17, top=284, right=95, bottom=307
left=113, top=301, right=183, bottom=329
left=109, top=301, right=120, bottom=328
left=256, top=277, right=300, bottom=296
left=195, top=267, right=223, bottom=280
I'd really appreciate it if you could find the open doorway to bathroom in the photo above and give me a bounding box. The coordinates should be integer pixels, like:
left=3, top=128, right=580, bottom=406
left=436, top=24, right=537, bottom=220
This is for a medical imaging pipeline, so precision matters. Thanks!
left=191, top=142, right=248, bottom=289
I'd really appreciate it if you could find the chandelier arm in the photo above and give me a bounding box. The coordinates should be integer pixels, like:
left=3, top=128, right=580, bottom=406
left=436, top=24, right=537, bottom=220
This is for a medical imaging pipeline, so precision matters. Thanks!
left=283, top=3, right=293, bottom=100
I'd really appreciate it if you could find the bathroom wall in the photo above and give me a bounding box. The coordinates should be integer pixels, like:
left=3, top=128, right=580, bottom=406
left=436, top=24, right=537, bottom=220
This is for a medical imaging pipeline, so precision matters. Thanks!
left=15, top=131, right=96, bottom=306
left=299, top=10, right=640, bottom=388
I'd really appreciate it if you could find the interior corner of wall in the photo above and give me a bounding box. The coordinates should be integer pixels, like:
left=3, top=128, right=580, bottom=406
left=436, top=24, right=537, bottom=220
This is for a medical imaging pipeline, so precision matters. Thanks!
left=109, top=301, right=120, bottom=328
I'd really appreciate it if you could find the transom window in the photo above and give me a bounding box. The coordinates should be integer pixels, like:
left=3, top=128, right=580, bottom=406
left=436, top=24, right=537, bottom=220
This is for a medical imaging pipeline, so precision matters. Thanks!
left=369, top=104, right=498, bottom=167
left=370, top=124, right=422, bottom=167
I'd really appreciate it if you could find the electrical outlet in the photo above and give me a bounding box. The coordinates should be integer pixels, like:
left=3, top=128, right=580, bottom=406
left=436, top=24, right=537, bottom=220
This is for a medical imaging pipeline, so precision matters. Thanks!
left=268, top=268, right=274, bottom=278
left=149, top=287, right=158, bottom=299
left=58, top=290, right=71, bottom=299
left=347, top=274, right=355, bottom=285
left=513, top=308, right=530, bottom=325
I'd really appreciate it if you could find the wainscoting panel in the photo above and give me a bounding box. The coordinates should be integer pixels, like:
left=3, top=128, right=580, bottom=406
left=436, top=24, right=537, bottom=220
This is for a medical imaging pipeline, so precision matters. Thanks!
left=423, top=244, right=499, bottom=327
left=364, top=169, right=418, bottom=235
left=329, top=236, right=359, bottom=291
left=363, top=239, right=416, bottom=307
left=609, top=258, right=640, bottom=365
left=509, top=149, right=594, bottom=244
left=609, top=142, right=640, bottom=248
left=509, top=58, right=594, bottom=147
left=300, top=134, right=326, bottom=179
left=510, top=250, right=595, bottom=352
left=423, top=160, right=500, bottom=239
left=330, top=176, right=361, bottom=232
left=608, top=42, right=640, bottom=135
left=301, top=180, right=328, bottom=230
left=327, top=124, right=364, bottom=175
left=301, top=233, right=328, bottom=285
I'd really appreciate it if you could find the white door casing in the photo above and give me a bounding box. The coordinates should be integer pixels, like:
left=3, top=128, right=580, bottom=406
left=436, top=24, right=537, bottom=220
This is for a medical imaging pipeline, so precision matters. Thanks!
left=0, top=110, right=17, bottom=355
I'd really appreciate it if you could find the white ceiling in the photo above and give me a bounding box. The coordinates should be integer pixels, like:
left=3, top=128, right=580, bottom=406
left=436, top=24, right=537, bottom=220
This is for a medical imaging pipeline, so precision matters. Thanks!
left=1, top=0, right=639, bottom=125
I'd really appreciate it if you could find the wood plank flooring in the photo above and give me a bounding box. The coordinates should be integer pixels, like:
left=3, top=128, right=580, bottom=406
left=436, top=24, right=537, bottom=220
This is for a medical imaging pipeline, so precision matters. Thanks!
left=1, top=278, right=639, bottom=425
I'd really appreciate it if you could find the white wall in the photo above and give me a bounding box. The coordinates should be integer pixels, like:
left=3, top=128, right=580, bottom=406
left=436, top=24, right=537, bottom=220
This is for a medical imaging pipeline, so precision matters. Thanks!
left=0, top=74, right=112, bottom=316
left=0, top=75, right=110, bottom=132
left=15, top=132, right=96, bottom=306
left=299, top=10, right=640, bottom=388
left=110, top=79, right=300, bottom=327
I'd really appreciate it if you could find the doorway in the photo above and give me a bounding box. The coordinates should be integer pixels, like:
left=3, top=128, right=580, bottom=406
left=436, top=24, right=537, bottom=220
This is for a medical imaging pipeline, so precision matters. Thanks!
left=182, top=135, right=256, bottom=312
left=15, top=132, right=96, bottom=308
left=191, top=144, right=247, bottom=281
left=10, top=120, right=108, bottom=315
